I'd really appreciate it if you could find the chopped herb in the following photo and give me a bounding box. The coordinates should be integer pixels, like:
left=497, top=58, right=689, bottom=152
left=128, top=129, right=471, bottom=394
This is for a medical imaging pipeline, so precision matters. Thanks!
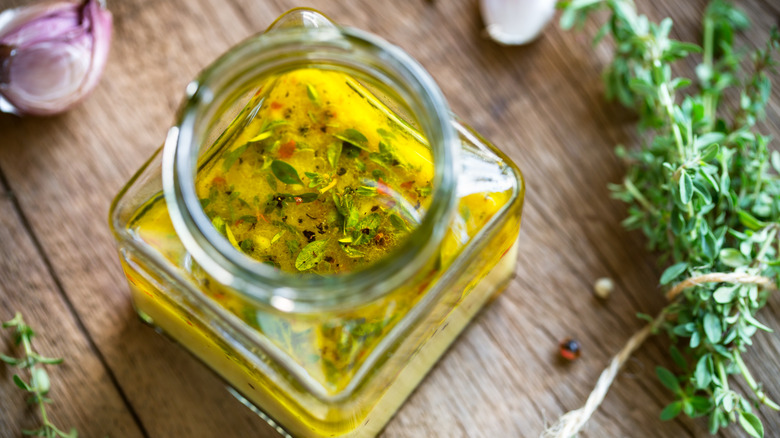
left=263, top=259, right=281, bottom=269
left=265, top=172, right=278, bottom=190
left=222, top=144, right=249, bottom=172
left=237, top=215, right=257, bottom=224
left=239, top=239, right=255, bottom=253
left=295, top=240, right=329, bottom=271
left=286, top=239, right=300, bottom=257
left=340, top=244, right=365, bottom=258
left=212, top=216, right=226, bottom=234
left=377, top=127, right=395, bottom=139
left=334, top=129, right=369, bottom=150
left=225, top=224, right=240, bottom=248
left=258, top=119, right=289, bottom=134
left=305, top=171, right=332, bottom=189
left=271, top=160, right=304, bottom=185
left=356, top=186, right=378, bottom=197
left=327, top=142, right=342, bottom=168
left=271, top=230, right=285, bottom=244
left=306, top=83, right=320, bottom=106
left=343, top=142, right=362, bottom=159
left=248, top=131, right=273, bottom=143
left=389, top=213, right=410, bottom=232
left=354, top=159, right=366, bottom=172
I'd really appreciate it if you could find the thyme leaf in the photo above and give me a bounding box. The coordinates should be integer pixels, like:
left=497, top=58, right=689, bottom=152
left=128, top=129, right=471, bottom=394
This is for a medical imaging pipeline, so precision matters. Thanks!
left=333, top=129, right=369, bottom=150
left=295, top=240, right=329, bottom=271
left=271, top=160, right=303, bottom=185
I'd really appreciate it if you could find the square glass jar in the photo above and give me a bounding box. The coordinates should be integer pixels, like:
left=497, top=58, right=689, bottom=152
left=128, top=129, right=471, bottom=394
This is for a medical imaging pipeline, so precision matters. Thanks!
left=109, top=8, right=524, bottom=438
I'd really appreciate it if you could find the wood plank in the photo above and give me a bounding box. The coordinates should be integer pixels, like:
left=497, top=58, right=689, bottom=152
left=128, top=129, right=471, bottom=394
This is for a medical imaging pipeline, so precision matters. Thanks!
left=0, top=177, right=145, bottom=437
left=0, top=0, right=777, bottom=436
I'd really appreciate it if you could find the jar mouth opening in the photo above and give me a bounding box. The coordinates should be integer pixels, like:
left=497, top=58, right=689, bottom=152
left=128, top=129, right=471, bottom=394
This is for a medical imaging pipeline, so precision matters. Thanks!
left=162, top=25, right=457, bottom=311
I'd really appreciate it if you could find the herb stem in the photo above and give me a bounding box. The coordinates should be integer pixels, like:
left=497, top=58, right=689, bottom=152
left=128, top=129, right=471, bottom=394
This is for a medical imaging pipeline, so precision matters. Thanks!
left=716, top=358, right=737, bottom=422
left=702, top=15, right=717, bottom=130
left=733, top=349, right=780, bottom=410
left=755, top=227, right=777, bottom=263
left=623, top=178, right=658, bottom=215
left=3, top=313, right=75, bottom=438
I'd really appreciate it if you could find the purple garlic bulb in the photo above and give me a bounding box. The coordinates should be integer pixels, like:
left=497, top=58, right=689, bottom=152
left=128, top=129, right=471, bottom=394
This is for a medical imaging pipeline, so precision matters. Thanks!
left=0, top=0, right=112, bottom=116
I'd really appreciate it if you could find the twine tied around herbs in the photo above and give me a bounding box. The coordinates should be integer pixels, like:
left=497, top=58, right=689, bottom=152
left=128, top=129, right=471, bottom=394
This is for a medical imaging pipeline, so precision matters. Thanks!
left=540, top=272, right=775, bottom=438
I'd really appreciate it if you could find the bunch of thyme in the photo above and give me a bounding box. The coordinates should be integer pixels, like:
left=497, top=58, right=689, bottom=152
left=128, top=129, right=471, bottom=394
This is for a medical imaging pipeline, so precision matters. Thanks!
left=560, top=0, right=780, bottom=436
left=2, top=312, right=77, bottom=438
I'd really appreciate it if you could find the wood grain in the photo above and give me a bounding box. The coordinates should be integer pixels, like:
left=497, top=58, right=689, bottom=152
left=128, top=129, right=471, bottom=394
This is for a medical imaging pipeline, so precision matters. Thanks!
left=0, top=0, right=778, bottom=437
left=0, top=178, right=144, bottom=438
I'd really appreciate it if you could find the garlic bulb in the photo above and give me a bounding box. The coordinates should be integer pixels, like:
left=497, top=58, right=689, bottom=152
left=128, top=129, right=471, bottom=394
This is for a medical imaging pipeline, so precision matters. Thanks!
left=480, top=0, right=556, bottom=45
left=0, top=0, right=112, bottom=116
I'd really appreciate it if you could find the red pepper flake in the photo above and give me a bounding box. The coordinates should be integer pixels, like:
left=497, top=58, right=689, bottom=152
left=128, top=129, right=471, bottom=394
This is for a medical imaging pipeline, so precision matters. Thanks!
left=271, top=101, right=283, bottom=110
left=294, top=196, right=303, bottom=205
left=212, top=176, right=226, bottom=187
left=278, top=140, right=296, bottom=159
left=186, top=320, right=193, bottom=327
left=376, top=178, right=390, bottom=196
left=400, top=180, right=415, bottom=190
left=256, top=213, right=270, bottom=224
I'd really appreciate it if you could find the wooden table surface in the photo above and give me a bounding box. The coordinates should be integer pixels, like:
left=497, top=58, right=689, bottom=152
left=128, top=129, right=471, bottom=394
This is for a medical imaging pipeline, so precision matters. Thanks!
left=1, top=0, right=779, bottom=437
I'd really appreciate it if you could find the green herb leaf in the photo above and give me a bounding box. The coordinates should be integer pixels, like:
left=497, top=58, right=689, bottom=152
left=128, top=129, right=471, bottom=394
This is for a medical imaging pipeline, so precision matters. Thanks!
left=295, top=240, right=329, bottom=271
left=694, top=355, right=712, bottom=389
left=656, top=366, right=680, bottom=392
left=679, top=171, right=693, bottom=204
left=32, top=367, right=50, bottom=394
left=13, top=374, right=31, bottom=391
left=389, top=214, right=409, bottom=232
left=306, top=83, right=320, bottom=106
left=703, top=313, right=722, bottom=344
left=286, top=239, right=300, bottom=257
left=271, top=160, right=303, bottom=185
left=660, top=262, right=688, bottom=285
left=334, top=129, right=369, bottom=150
left=222, top=144, right=249, bottom=172
left=265, top=172, right=278, bottom=190
left=712, top=286, right=737, bottom=303
left=738, top=411, right=764, bottom=438
left=660, top=401, right=682, bottom=421
left=719, top=248, right=749, bottom=267
left=327, top=142, right=342, bottom=169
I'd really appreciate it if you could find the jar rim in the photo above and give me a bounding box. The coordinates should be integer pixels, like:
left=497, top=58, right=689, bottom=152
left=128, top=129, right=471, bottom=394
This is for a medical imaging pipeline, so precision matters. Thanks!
left=162, top=16, right=458, bottom=312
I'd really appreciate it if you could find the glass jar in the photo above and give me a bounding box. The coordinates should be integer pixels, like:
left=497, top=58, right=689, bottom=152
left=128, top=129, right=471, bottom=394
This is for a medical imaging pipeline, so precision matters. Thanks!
left=109, top=8, right=524, bottom=438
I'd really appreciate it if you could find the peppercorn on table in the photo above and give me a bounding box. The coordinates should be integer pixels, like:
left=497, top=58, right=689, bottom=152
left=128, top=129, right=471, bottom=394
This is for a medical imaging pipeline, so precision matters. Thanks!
left=0, top=0, right=778, bottom=437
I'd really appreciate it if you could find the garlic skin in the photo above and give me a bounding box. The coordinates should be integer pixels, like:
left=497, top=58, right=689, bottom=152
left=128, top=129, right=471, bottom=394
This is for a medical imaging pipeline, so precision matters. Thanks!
left=480, top=0, right=556, bottom=46
left=0, top=0, right=112, bottom=116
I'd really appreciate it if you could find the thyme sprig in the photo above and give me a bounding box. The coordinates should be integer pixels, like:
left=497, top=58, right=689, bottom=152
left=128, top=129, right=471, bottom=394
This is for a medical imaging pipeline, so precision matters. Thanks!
left=560, top=0, right=780, bottom=436
left=2, top=312, right=77, bottom=438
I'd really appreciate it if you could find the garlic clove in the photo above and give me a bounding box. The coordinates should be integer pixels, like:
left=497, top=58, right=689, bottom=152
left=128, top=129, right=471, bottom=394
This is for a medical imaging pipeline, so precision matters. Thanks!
left=0, top=0, right=112, bottom=116
left=480, top=0, right=557, bottom=46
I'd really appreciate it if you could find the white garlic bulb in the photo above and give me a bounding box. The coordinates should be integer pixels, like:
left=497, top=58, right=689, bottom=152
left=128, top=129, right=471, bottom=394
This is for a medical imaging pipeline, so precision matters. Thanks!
left=480, top=0, right=557, bottom=45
